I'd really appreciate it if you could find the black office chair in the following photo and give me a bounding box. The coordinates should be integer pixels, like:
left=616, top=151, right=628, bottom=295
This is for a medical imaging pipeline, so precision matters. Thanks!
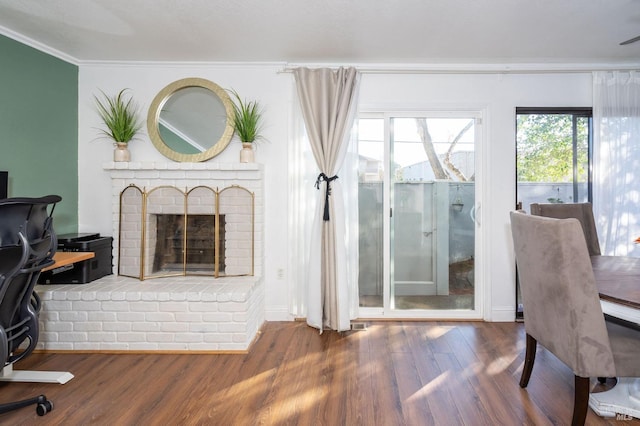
left=0, top=195, right=61, bottom=416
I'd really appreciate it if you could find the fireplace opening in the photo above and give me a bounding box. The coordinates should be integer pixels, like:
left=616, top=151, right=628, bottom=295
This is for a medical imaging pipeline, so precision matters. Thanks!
left=118, top=184, right=254, bottom=280
left=152, top=214, right=225, bottom=274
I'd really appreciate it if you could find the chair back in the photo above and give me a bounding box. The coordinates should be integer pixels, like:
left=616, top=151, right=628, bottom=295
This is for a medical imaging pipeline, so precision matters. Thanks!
left=0, top=195, right=61, bottom=363
left=510, top=211, right=616, bottom=377
left=529, top=202, right=601, bottom=256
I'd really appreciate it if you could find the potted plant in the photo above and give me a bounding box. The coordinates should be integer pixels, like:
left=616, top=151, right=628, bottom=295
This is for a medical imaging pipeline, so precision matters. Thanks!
left=229, top=89, right=264, bottom=163
left=94, top=88, right=143, bottom=162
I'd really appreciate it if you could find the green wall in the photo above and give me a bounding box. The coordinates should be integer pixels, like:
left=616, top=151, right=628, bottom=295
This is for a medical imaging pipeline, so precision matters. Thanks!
left=0, top=34, right=78, bottom=234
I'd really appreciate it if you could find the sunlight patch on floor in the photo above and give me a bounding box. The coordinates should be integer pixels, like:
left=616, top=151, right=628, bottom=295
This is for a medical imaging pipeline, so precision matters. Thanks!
left=485, top=354, right=519, bottom=375
left=406, top=371, right=451, bottom=402
left=424, top=325, right=455, bottom=339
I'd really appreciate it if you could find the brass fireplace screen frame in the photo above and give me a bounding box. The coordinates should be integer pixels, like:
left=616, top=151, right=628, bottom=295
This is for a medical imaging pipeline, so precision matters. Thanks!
left=118, top=184, right=255, bottom=280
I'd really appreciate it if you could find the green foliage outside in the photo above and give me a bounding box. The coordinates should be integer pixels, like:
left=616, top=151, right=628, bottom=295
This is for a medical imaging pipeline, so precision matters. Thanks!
left=516, top=114, right=589, bottom=182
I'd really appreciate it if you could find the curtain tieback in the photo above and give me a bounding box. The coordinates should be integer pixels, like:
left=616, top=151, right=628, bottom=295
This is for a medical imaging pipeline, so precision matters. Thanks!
left=314, top=173, right=339, bottom=221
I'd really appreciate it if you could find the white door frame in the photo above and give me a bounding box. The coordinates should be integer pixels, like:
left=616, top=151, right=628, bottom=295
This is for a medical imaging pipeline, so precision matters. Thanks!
left=358, top=108, right=486, bottom=320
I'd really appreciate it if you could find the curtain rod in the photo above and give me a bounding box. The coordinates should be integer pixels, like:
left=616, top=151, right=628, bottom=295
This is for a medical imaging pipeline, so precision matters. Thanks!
left=279, top=63, right=640, bottom=75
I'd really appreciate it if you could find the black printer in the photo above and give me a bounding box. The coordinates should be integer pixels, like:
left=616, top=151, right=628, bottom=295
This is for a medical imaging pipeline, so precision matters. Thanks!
left=39, top=233, right=113, bottom=284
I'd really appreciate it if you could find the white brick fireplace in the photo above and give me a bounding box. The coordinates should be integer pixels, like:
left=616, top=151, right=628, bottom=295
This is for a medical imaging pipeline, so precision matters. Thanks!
left=35, top=162, right=265, bottom=352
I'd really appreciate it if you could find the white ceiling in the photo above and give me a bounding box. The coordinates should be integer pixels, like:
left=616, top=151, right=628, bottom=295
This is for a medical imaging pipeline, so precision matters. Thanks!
left=1, top=0, right=640, bottom=66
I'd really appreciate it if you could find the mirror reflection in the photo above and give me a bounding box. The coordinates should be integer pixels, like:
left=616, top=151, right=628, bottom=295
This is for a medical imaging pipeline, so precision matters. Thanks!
left=159, top=87, right=228, bottom=154
left=148, top=78, right=234, bottom=162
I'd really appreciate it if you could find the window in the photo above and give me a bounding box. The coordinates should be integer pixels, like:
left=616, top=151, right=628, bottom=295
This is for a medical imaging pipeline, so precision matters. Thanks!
left=516, top=108, right=593, bottom=208
left=515, top=107, right=593, bottom=318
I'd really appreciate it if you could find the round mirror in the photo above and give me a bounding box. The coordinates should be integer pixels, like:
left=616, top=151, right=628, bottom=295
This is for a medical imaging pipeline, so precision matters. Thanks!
left=147, top=78, right=234, bottom=162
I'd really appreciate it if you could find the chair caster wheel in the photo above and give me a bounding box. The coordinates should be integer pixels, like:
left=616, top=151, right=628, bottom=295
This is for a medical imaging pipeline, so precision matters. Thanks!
left=36, top=399, right=52, bottom=416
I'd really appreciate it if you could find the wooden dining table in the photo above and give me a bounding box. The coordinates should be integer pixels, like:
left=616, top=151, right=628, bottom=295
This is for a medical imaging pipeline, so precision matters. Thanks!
left=592, top=255, right=640, bottom=324
left=589, top=255, right=640, bottom=418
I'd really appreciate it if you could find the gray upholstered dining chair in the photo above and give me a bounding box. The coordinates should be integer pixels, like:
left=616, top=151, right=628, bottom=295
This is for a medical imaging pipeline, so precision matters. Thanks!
left=510, top=211, right=640, bottom=426
left=529, top=202, right=601, bottom=256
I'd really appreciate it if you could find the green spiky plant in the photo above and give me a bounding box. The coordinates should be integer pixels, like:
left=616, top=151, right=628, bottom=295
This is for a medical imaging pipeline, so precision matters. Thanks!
left=229, top=89, right=264, bottom=143
left=94, top=89, right=143, bottom=144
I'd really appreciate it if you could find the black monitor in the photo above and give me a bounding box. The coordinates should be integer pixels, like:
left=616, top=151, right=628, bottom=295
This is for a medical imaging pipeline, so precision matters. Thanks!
left=0, top=171, right=7, bottom=199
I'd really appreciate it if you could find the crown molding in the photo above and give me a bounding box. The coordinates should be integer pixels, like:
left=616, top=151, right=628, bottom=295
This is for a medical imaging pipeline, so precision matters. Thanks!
left=77, top=60, right=287, bottom=68
left=281, top=62, right=640, bottom=74
left=0, top=25, right=79, bottom=65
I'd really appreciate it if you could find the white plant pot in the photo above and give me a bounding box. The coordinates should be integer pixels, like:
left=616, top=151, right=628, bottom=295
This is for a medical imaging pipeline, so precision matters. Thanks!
left=240, top=143, right=254, bottom=163
left=114, top=143, right=131, bottom=162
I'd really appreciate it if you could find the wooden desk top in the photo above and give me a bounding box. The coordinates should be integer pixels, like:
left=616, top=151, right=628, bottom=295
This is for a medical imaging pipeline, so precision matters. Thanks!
left=591, top=255, right=640, bottom=310
left=41, top=251, right=95, bottom=272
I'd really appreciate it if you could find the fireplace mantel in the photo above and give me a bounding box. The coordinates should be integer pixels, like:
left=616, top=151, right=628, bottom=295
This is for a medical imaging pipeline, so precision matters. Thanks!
left=103, top=161, right=263, bottom=182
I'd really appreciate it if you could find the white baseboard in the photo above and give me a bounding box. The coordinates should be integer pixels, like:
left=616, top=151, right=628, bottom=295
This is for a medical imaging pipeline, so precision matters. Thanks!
left=265, top=306, right=293, bottom=321
left=489, top=306, right=516, bottom=322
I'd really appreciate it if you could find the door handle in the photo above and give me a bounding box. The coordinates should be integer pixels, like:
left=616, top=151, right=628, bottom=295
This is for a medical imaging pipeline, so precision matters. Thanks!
left=470, top=203, right=480, bottom=226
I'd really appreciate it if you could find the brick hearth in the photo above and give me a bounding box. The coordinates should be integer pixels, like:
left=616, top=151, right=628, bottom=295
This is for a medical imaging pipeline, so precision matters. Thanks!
left=36, top=274, right=264, bottom=352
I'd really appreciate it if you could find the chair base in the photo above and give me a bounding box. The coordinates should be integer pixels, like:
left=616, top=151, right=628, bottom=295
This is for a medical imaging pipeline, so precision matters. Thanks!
left=0, top=364, right=74, bottom=384
left=0, top=394, right=52, bottom=416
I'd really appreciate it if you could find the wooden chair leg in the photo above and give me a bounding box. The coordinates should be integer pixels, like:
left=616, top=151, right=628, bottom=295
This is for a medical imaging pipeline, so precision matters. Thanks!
left=572, top=375, right=590, bottom=426
left=520, top=333, right=537, bottom=388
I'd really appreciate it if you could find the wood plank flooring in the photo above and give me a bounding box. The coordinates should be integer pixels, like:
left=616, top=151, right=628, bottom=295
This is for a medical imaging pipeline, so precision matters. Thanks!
left=0, top=321, right=637, bottom=425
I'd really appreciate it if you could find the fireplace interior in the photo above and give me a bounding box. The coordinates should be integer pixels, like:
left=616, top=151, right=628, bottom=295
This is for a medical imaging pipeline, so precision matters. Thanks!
left=153, top=214, right=225, bottom=273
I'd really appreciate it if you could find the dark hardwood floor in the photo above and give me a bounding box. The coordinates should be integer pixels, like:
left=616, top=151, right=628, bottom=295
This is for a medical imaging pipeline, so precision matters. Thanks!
left=0, top=321, right=637, bottom=425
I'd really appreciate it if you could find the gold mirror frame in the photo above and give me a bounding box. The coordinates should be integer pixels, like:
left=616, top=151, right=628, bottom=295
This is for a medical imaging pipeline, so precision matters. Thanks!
left=147, top=78, right=235, bottom=162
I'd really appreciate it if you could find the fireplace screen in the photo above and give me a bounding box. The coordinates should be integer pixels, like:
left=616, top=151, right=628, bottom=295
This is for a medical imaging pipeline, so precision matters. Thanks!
left=118, top=184, right=254, bottom=280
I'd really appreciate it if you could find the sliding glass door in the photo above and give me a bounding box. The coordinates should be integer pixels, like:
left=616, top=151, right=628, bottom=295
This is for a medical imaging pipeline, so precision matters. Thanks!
left=358, top=112, right=481, bottom=318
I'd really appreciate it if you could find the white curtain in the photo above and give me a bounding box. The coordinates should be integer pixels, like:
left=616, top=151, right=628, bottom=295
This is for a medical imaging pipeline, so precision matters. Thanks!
left=593, top=71, right=640, bottom=256
left=292, top=67, right=360, bottom=332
